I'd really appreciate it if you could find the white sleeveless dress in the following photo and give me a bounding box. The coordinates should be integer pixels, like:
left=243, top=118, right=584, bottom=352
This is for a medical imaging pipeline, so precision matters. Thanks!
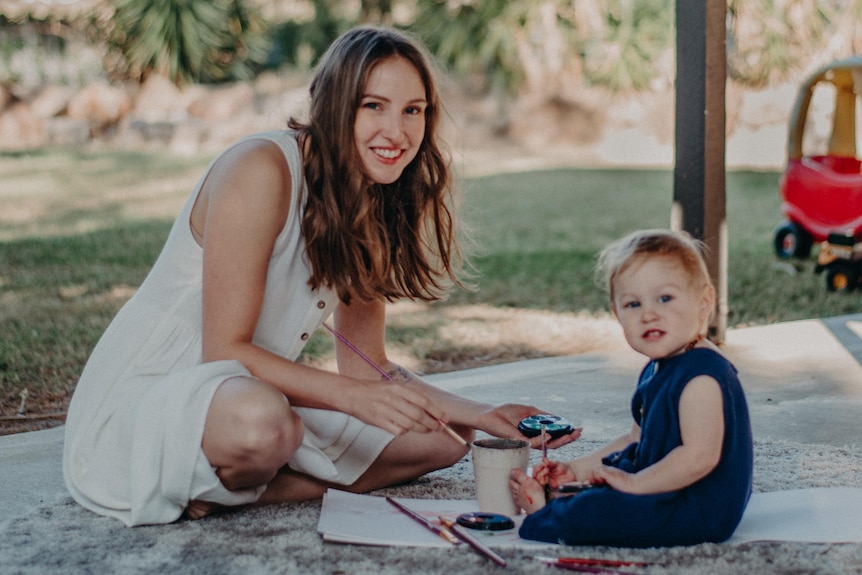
left=63, top=131, right=393, bottom=526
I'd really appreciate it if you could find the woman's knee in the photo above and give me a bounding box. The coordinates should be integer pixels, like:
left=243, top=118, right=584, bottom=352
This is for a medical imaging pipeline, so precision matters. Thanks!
left=204, top=377, right=304, bottom=469
left=234, top=398, right=303, bottom=464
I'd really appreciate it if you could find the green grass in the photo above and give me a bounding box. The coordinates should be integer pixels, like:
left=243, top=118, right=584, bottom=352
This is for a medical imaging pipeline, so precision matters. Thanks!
left=1, top=150, right=861, bottom=409
left=449, top=168, right=862, bottom=325
left=0, top=147, right=209, bottom=241
left=450, top=168, right=674, bottom=312
left=0, top=222, right=173, bottom=395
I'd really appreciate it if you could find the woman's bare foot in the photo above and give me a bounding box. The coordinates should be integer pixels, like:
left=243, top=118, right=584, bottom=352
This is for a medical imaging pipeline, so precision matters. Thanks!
left=183, top=500, right=238, bottom=520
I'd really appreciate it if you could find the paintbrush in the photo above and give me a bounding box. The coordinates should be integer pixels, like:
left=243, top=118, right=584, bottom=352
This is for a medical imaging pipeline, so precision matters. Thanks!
left=322, top=322, right=468, bottom=447
left=438, top=516, right=507, bottom=567
left=386, top=497, right=460, bottom=545
left=541, top=420, right=551, bottom=502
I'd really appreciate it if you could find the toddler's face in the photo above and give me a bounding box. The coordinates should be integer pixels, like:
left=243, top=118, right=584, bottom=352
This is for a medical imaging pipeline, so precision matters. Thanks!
left=612, top=255, right=712, bottom=359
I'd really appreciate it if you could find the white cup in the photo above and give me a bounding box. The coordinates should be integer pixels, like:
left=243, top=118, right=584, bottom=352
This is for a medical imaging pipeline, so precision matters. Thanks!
left=471, top=438, right=531, bottom=516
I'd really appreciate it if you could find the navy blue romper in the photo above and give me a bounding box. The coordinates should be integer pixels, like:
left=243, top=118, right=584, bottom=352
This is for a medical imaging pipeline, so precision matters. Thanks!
left=519, top=348, right=753, bottom=547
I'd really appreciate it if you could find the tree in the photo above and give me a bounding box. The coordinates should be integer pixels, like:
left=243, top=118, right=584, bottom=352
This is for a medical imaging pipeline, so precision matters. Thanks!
left=266, top=0, right=357, bottom=70
left=413, top=0, right=675, bottom=98
left=414, top=0, right=528, bottom=96
left=726, top=0, right=832, bottom=87
left=92, top=0, right=862, bottom=92
left=580, top=0, right=673, bottom=92
left=96, top=0, right=270, bottom=85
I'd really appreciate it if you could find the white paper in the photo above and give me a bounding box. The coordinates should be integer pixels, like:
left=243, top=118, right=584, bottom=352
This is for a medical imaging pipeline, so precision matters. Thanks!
left=317, top=489, right=553, bottom=548
left=727, top=487, right=862, bottom=543
left=318, top=487, right=862, bottom=548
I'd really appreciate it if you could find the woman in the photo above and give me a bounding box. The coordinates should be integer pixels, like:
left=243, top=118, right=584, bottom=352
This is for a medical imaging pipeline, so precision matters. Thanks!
left=63, top=26, right=575, bottom=527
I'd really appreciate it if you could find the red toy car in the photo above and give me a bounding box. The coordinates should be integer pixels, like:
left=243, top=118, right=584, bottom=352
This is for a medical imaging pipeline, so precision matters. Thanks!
left=814, top=232, right=862, bottom=291
left=775, top=56, right=862, bottom=291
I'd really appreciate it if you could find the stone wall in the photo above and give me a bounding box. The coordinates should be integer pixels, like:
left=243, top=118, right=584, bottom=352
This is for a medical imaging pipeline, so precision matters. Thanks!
left=0, top=72, right=313, bottom=156
left=0, top=69, right=798, bottom=170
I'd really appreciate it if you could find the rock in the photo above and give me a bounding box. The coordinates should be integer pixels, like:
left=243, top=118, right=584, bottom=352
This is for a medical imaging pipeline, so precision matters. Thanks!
left=0, top=67, right=804, bottom=169
left=126, top=119, right=176, bottom=144
left=0, top=85, right=13, bottom=114
left=45, top=117, right=92, bottom=147
left=29, top=85, right=76, bottom=119
left=187, top=82, right=255, bottom=121
left=131, top=74, right=186, bottom=122
left=0, top=102, right=44, bottom=149
left=67, top=82, right=132, bottom=127
left=196, top=111, right=273, bottom=152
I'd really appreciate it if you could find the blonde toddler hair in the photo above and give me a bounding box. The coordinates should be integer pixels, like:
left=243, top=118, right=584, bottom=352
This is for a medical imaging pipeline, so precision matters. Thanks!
left=596, top=229, right=714, bottom=312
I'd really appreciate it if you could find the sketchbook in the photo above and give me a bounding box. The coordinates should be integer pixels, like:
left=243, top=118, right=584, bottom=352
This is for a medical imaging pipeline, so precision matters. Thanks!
left=317, top=487, right=862, bottom=548
left=726, top=486, right=862, bottom=544
left=317, top=489, right=552, bottom=549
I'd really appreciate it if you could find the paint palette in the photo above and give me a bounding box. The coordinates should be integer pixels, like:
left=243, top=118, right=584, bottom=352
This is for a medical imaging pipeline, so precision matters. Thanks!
left=455, top=512, right=515, bottom=531
left=517, top=414, right=575, bottom=439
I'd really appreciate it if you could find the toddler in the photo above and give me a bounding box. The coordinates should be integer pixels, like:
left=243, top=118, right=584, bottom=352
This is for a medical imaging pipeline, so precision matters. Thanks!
left=509, top=229, right=753, bottom=547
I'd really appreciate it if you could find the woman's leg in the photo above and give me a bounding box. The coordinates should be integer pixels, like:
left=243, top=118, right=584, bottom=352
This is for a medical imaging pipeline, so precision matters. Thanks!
left=185, top=376, right=304, bottom=518
left=256, top=424, right=474, bottom=504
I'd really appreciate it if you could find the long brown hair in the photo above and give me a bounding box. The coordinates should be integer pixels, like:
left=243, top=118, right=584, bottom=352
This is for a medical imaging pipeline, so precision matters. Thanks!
left=289, top=26, right=467, bottom=304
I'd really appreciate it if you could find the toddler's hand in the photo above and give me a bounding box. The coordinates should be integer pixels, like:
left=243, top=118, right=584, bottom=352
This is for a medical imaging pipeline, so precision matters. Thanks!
left=591, top=464, right=638, bottom=493
left=533, top=458, right=577, bottom=488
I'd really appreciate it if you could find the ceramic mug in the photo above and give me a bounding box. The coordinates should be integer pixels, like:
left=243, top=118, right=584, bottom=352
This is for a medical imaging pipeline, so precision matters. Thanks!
left=471, top=438, right=531, bottom=516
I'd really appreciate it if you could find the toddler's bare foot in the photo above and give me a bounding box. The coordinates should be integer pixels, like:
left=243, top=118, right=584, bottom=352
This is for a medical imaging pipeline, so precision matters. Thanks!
left=509, top=469, right=547, bottom=514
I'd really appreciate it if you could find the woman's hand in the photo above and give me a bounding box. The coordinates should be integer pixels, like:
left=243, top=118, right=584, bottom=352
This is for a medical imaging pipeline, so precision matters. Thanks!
left=477, top=403, right=581, bottom=449
left=343, top=377, right=447, bottom=437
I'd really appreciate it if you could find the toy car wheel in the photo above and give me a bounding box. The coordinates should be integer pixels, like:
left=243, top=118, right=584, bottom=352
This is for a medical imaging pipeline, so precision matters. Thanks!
left=774, top=222, right=813, bottom=259
left=825, top=262, right=858, bottom=292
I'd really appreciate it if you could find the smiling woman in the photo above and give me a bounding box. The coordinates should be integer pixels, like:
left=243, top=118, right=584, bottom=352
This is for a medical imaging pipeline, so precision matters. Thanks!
left=354, top=57, right=428, bottom=185
left=60, top=25, right=575, bottom=527
left=290, top=26, right=456, bottom=306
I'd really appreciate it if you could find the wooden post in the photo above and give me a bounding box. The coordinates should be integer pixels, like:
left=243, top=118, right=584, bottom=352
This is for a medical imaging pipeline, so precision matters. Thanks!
left=673, top=0, right=728, bottom=343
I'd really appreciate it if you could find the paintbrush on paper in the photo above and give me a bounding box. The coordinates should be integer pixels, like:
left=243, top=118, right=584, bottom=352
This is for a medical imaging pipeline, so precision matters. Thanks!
left=536, top=556, right=645, bottom=575
left=322, top=322, right=468, bottom=447
left=386, top=497, right=460, bottom=545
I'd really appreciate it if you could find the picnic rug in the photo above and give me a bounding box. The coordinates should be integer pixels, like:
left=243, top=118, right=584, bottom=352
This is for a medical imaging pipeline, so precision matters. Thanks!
left=0, top=437, right=860, bottom=575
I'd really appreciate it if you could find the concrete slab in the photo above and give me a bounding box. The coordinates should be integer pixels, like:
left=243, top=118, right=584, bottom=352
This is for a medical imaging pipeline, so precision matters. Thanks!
left=0, top=426, right=65, bottom=524
left=721, top=314, right=862, bottom=447
left=1, top=314, right=861, bottom=526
